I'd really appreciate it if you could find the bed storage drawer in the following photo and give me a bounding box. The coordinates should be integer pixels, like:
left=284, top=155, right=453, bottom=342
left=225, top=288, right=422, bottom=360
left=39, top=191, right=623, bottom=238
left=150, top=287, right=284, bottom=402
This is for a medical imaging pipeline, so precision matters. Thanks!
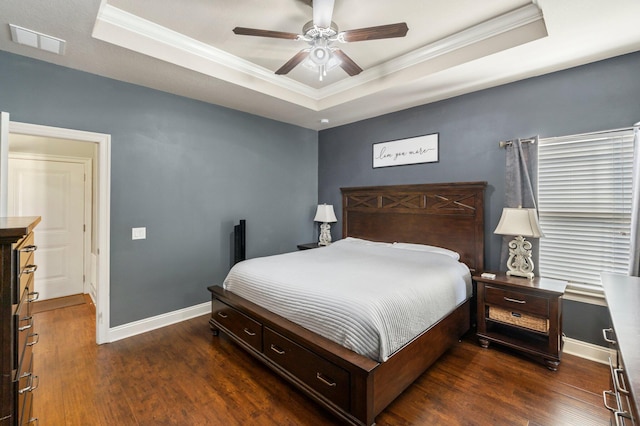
left=264, top=327, right=350, bottom=411
left=211, top=299, right=262, bottom=351
left=484, top=285, right=549, bottom=317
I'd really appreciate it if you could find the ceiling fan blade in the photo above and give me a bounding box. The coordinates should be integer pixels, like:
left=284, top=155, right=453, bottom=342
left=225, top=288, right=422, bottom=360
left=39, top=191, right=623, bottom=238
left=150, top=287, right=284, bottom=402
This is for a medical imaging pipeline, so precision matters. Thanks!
left=340, top=23, right=409, bottom=42
left=275, top=50, right=310, bottom=75
left=233, top=27, right=299, bottom=40
left=333, top=49, right=363, bottom=76
left=313, top=0, right=335, bottom=28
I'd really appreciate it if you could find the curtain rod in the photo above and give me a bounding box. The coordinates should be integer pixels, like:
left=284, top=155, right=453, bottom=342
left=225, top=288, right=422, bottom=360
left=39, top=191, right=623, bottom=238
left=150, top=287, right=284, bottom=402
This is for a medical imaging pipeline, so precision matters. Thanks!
left=498, top=138, right=536, bottom=149
left=500, top=122, right=639, bottom=148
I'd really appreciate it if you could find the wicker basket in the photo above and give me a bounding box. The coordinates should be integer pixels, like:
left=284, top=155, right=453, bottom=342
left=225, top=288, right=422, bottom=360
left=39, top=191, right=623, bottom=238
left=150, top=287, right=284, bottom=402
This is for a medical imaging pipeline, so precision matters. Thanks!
left=488, top=306, right=549, bottom=333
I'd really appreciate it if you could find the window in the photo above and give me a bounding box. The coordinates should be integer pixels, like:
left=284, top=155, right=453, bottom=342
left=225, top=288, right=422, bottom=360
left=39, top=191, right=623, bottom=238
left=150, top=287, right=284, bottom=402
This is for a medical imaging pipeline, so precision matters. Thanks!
left=537, top=129, right=635, bottom=293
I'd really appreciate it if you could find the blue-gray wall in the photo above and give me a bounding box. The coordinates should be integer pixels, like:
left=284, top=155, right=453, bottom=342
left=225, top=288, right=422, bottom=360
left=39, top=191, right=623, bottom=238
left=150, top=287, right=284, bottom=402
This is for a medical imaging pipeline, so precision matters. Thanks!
left=318, top=51, right=640, bottom=345
left=0, top=51, right=318, bottom=327
left=3, top=47, right=638, bottom=345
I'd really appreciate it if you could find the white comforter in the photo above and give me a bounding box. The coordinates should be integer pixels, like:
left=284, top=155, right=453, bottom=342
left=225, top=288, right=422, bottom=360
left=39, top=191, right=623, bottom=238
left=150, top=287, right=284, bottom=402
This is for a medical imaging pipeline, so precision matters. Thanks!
left=223, top=238, right=472, bottom=362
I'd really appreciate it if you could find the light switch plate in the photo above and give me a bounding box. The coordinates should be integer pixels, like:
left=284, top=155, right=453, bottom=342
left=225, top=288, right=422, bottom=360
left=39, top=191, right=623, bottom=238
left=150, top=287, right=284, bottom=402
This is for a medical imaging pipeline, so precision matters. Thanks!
left=132, top=227, right=146, bottom=240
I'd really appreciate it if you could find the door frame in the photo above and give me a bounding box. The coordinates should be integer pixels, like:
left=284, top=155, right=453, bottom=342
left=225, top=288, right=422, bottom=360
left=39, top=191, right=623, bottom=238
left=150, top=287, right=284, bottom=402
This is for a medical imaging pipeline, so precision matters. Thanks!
left=8, top=121, right=111, bottom=344
left=9, top=152, right=93, bottom=298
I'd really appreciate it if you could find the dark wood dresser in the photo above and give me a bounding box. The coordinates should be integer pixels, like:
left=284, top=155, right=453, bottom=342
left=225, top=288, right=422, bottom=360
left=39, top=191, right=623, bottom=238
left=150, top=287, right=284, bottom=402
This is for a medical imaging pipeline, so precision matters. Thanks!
left=0, top=217, right=41, bottom=426
left=602, top=272, right=640, bottom=425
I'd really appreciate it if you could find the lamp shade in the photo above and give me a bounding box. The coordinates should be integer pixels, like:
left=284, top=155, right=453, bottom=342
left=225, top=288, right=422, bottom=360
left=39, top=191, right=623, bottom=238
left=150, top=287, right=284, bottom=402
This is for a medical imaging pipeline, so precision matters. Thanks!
left=494, top=207, right=544, bottom=238
left=314, top=204, right=337, bottom=223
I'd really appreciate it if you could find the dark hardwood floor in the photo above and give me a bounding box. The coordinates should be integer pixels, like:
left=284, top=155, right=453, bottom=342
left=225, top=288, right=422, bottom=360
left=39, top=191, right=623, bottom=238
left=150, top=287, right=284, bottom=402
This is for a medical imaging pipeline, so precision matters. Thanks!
left=33, top=301, right=610, bottom=425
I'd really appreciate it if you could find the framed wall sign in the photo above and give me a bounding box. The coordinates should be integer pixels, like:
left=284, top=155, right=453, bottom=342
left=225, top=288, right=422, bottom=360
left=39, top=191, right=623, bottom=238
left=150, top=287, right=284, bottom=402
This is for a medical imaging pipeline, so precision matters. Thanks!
left=372, top=133, right=439, bottom=168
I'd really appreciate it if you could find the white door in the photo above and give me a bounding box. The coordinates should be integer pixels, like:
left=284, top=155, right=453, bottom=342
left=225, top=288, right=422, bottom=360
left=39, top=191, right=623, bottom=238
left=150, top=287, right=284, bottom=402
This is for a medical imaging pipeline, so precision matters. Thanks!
left=8, top=157, right=85, bottom=300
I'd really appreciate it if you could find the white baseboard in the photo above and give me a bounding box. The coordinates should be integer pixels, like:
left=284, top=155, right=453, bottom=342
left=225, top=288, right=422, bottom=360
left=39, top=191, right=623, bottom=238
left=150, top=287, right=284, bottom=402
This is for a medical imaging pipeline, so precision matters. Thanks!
left=563, top=336, right=614, bottom=365
left=107, top=302, right=210, bottom=343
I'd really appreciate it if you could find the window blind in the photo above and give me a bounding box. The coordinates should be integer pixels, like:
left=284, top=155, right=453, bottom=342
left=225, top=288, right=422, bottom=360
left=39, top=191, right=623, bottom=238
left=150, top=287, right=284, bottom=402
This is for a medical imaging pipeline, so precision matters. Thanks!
left=537, top=129, right=635, bottom=293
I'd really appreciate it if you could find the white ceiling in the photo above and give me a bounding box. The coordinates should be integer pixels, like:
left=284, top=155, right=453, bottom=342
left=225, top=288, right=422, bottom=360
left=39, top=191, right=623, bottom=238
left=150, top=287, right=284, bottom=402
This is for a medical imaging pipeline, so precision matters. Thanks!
left=1, top=0, right=640, bottom=130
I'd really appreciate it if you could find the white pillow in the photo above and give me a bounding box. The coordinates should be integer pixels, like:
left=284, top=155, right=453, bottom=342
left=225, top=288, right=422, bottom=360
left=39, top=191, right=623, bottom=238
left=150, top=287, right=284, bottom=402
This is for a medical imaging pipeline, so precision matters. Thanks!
left=391, top=242, right=460, bottom=260
left=338, top=237, right=393, bottom=247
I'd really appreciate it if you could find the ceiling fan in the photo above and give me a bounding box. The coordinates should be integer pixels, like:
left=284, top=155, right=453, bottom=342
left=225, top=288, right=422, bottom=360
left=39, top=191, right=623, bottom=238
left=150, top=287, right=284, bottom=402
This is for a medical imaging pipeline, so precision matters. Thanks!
left=232, top=0, right=409, bottom=81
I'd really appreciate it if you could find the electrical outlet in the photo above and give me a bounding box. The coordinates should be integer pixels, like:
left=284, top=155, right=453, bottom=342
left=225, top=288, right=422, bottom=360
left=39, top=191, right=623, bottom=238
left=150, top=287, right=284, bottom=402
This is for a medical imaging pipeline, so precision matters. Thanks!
left=132, top=227, right=146, bottom=240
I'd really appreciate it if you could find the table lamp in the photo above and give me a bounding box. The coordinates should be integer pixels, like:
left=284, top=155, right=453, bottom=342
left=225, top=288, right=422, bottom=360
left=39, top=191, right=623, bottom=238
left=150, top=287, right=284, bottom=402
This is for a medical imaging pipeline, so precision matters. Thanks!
left=314, top=204, right=337, bottom=246
left=494, top=206, right=544, bottom=279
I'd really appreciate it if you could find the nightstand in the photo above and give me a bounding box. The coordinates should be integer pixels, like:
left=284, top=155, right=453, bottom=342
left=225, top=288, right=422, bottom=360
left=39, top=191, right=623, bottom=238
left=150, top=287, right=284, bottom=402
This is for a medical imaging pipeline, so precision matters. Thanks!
left=474, top=273, right=567, bottom=371
left=297, top=242, right=320, bottom=250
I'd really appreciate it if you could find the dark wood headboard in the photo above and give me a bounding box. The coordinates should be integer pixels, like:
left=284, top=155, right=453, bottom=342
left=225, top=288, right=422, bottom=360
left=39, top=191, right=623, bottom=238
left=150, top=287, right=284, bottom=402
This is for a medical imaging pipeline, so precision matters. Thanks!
left=341, top=182, right=486, bottom=272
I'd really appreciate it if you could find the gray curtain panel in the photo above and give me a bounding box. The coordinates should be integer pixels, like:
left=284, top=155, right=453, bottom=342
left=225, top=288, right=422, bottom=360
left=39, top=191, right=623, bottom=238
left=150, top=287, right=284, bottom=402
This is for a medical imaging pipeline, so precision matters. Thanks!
left=629, top=126, right=640, bottom=276
left=500, top=137, right=539, bottom=268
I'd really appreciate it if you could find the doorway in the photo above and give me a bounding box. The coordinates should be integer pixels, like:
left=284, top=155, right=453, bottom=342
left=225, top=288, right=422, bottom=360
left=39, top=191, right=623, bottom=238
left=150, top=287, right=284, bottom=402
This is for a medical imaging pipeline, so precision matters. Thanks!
left=6, top=120, right=111, bottom=344
left=8, top=152, right=91, bottom=301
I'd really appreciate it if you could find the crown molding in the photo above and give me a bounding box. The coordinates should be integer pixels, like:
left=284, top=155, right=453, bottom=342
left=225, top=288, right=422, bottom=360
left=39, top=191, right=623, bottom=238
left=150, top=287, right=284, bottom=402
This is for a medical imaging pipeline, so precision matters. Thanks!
left=93, top=3, right=321, bottom=106
left=93, top=2, right=545, bottom=111
left=318, top=4, right=545, bottom=98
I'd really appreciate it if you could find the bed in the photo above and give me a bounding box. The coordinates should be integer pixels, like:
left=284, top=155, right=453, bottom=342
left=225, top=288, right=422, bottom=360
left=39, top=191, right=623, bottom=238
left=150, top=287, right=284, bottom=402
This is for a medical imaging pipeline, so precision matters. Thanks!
left=208, top=182, right=486, bottom=425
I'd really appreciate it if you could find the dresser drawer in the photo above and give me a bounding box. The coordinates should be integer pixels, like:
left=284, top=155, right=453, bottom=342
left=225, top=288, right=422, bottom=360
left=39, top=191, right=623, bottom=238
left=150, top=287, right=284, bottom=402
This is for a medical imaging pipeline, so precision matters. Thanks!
left=604, top=356, right=637, bottom=425
left=14, top=287, right=35, bottom=374
left=16, top=321, right=38, bottom=382
left=485, top=285, right=549, bottom=317
left=211, top=299, right=262, bottom=351
left=264, top=327, right=350, bottom=411
left=18, top=268, right=36, bottom=306
left=19, top=391, right=35, bottom=426
left=16, top=232, right=36, bottom=268
left=15, top=353, right=37, bottom=426
left=11, top=232, right=37, bottom=305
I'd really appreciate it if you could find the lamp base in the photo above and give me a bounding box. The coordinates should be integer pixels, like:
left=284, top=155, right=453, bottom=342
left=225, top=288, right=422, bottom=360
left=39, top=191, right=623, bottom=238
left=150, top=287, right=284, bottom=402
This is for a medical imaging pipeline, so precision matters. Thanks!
left=318, top=222, right=332, bottom=246
left=506, top=270, right=535, bottom=280
left=505, top=235, right=536, bottom=280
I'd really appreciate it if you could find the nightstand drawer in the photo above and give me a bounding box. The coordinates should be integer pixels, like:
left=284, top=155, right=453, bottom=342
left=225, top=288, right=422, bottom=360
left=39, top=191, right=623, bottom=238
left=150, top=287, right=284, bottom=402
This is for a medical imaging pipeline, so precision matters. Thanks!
left=488, top=306, right=549, bottom=333
left=485, top=285, right=549, bottom=317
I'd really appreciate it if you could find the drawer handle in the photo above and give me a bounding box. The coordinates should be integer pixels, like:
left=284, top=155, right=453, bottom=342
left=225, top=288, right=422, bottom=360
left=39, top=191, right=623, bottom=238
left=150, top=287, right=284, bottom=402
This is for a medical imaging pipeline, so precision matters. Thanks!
left=19, top=375, right=39, bottom=394
left=28, top=291, right=40, bottom=303
left=27, top=333, right=40, bottom=347
left=603, top=328, right=617, bottom=345
left=217, top=312, right=228, bottom=319
left=26, top=418, right=38, bottom=425
left=602, top=390, right=619, bottom=412
left=614, top=368, right=629, bottom=394
left=19, top=316, right=34, bottom=332
left=23, top=264, right=38, bottom=274
left=614, top=411, right=632, bottom=426
left=21, top=244, right=38, bottom=253
left=243, top=328, right=256, bottom=337
left=503, top=297, right=526, bottom=304
left=270, top=344, right=285, bottom=355
left=316, top=372, right=337, bottom=387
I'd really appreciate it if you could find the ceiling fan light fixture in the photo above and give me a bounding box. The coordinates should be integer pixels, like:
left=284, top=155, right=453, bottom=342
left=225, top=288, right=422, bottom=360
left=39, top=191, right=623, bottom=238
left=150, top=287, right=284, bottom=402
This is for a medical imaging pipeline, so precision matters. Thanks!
left=327, top=53, right=341, bottom=69
left=309, top=45, right=330, bottom=66
left=232, top=3, right=407, bottom=81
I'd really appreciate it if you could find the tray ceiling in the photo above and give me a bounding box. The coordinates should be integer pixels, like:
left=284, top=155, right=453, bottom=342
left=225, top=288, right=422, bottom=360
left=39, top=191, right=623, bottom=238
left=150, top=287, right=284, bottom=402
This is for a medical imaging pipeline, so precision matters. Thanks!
left=1, top=0, right=640, bottom=130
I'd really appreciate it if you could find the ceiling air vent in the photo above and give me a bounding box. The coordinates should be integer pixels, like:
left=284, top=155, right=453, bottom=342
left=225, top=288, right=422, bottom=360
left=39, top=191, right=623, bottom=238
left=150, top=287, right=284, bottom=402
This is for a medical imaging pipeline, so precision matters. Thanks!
left=9, top=24, right=66, bottom=55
